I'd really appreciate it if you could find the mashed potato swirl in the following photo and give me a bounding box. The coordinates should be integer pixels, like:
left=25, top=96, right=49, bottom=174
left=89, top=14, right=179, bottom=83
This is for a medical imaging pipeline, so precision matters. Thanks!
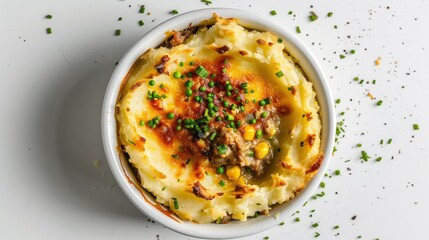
left=116, top=15, right=323, bottom=223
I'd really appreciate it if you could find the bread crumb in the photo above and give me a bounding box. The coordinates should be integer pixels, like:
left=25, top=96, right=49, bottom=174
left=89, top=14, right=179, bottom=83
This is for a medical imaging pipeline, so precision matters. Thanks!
left=375, top=57, right=381, bottom=66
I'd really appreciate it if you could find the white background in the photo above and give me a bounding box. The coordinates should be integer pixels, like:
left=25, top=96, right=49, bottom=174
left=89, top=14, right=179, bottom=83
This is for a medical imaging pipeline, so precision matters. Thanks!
left=1, top=0, right=428, bottom=239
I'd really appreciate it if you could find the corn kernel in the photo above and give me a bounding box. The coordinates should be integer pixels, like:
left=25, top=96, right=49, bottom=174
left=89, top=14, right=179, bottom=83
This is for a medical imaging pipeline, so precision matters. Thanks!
left=226, top=166, right=241, bottom=180
left=255, top=142, right=270, bottom=159
left=236, top=176, right=246, bottom=186
left=243, top=125, right=256, bottom=141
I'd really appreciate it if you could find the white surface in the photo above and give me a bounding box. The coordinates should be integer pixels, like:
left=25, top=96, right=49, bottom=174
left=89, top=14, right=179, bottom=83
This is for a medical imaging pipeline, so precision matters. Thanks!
left=1, top=0, right=428, bottom=239
left=101, top=8, right=335, bottom=239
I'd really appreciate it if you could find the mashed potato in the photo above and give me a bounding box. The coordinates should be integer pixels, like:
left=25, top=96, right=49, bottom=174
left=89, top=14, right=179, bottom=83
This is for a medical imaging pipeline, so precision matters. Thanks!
left=116, top=14, right=323, bottom=223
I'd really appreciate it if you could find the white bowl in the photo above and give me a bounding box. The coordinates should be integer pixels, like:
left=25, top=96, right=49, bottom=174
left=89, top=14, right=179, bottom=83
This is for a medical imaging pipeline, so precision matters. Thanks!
left=101, top=8, right=335, bottom=239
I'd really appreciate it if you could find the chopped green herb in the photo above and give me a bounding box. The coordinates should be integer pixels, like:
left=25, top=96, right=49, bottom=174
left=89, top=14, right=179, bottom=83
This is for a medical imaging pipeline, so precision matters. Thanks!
left=275, top=71, right=284, bottom=78
left=295, top=217, right=300, bottom=222
left=171, top=9, right=179, bottom=15
left=335, top=99, right=341, bottom=104
left=138, top=20, right=144, bottom=26
left=334, top=225, right=340, bottom=229
left=217, top=145, right=227, bottom=155
left=320, top=182, right=325, bottom=188
left=255, top=129, right=263, bottom=139
left=387, top=138, right=392, bottom=144
left=413, top=124, right=420, bottom=130
left=114, top=29, right=121, bottom=36
left=354, top=77, right=359, bottom=81
left=309, top=11, right=319, bottom=21
left=209, top=132, right=217, bottom=140
left=350, top=49, right=356, bottom=54
left=173, top=198, right=179, bottom=209
left=118, top=17, right=122, bottom=21
left=46, top=28, right=52, bottom=34
left=376, top=100, right=383, bottom=106
left=162, top=186, right=166, bottom=191
left=288, top=11, right=293, bottom=15
left=339, top=54, right=345, bottom=59
left=201, top=0, right=212, bottom=5
left=312, top=223, right=319, bottom=228
left=139, top=5, right=145, bottom=14
left=216, top=166, right=225, bottom=174
left=296, top=26, right=301, bottom=33
left=277, top=38, right=283, bottom=43
left=45, top=14, right=52, bottom=19
left=357, top=143, right=362, bottom=147
left=314, top=232, right=320, bottom=238
left=327, top=12, right=333, bottom=17
left=218, top=179, right=225, bottom=187
left=270, top=10, right=277, bottom=16
left=360, top=151, right=371, bottom=161
left=334, top=169, right=341, bottom=175
left=279, top=221, right=285, bottom=226
left=375, top=157, right=382, bottom=162
left=196, top=66, right=209, bottom=78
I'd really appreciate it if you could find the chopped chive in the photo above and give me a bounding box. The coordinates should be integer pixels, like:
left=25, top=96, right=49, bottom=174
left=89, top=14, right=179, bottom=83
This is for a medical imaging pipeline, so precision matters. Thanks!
left=314, top=232, right=320, bottom=238
left=138, top=20, right=144, bottom=26
left=327, top=12, right=333, bottom=17
left=255, top=129, right=263, bottom=139
left=295, top=217, right=300, bottom=222
left=118, top=17, right=122, bottom=21
left=296, top=26, right=301, bottom=33
left=179, top=61, right=184, bottom=67
left=201, top=0, right=212, bottom=5
left=357, top=143, right=362, bottom=147
left=312, top=223, right=319, bottom=228
left=339, top=54, right=345, bottom=59
left=46, top=28, right=52, bottom=34
left=376, top=100, right=383, bottom=106
left=45, top=14, right=52, bottom=19
left=335, top=99, right=341, bottom=104
left=218, top=179, right=225, bottom=187
left=413, top=124, right=420, bottom=130
left=320, top=182, right=325, bottom=188
left=309, top=12, right=319, bottom=21
left=217, top=145, right=227, bottom=154
left=209, top=132, right=217, bottom=140
left=288, top=11, right=293, bottom=15
left=387, top=138, right=392, bottom=144
left=350, top=49, right=356, bottom=54
left=173, top=198, right=179, bottom=209
left=277, top=38, right=283, bottom=43
left=162, top=186, right=166, bottom=191
left=275, top=71, right=284, bottom=78
left=115, top=29, right=121, bottom=36
left=139, top=5, right=145, bottom=14
left=375, top=157, right=382, bottom=162
left=334, top=225, right=340, bottom=229
left=195, top=66, right=208, bottom=78
left=360, top=151, right=370, bottom=161
left=171, top=9, right=179, bottom=15
left=354, top=77, right=359, bottom=81
left=270, top=10, right=277, bottom=16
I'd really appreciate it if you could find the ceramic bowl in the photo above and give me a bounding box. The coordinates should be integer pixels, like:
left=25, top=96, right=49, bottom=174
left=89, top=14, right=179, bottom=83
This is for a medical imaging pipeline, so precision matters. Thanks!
left=101, top=7, right=335, bottom=239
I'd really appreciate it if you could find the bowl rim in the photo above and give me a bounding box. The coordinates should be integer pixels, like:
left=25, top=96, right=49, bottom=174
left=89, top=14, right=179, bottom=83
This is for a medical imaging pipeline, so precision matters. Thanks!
left=101, top=7, right=335, bottom=239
